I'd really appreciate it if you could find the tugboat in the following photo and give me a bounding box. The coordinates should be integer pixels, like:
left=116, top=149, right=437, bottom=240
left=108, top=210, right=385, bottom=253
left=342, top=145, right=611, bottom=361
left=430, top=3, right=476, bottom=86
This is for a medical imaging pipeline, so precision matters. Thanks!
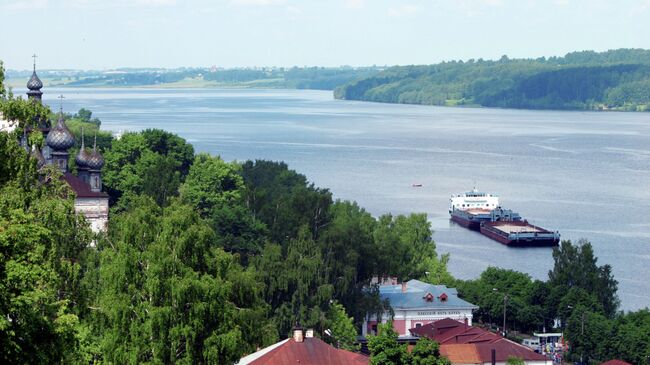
left=449, top=187, right=560, bottom=247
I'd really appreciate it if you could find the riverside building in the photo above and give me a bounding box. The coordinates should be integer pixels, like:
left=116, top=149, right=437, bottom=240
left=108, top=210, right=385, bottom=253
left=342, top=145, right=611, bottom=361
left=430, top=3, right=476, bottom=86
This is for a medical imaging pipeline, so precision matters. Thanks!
left=363, top=279, right=478, bottom=338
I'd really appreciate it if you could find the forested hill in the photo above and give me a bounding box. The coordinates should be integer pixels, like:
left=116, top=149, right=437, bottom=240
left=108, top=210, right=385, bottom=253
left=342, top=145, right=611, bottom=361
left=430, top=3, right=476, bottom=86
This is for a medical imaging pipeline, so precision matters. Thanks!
left=334, top=49, right=650, bottom=111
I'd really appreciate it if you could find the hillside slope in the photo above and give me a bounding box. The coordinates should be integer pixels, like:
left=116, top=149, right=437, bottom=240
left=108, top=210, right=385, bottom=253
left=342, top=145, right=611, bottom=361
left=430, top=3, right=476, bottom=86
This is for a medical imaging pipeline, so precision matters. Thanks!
left=334, top=49, right=650, bottom=111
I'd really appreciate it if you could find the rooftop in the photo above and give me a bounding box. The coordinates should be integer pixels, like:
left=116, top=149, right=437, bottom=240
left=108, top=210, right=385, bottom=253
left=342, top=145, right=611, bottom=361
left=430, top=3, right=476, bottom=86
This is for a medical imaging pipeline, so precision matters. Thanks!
left=62, top=173, right=108, bottom=198
left=238, top=337, right=368, bottom=365
left=600, top=360, right=633, bottom=365
left=411, top=318, right=549, bottom=363
left=410, top=318, right=501, bottom=345
left=379, top=280, right=477, bottom=310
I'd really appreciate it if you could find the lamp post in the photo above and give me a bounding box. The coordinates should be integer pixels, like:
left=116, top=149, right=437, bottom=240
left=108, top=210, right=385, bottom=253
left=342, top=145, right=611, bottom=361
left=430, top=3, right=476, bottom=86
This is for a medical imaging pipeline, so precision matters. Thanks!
left=493, top=288, right=508, bottom=337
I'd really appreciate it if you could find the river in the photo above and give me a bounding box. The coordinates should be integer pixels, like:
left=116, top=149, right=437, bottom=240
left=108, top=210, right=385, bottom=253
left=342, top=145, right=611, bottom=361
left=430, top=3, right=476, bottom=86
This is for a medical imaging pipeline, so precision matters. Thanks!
left=35, top=87, right=650, bottom=311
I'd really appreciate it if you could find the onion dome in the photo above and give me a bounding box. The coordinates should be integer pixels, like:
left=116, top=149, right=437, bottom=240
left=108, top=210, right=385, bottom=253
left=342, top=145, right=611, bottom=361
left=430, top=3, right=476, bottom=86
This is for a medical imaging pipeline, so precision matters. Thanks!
left=30, top=145, right=46, bottom=169
left=26, top=70, right=43, bottom=91
left=86, top=134, right=104, bottom=170
left=46, top=113, right=75, bottom=151
left=26, top=56, right=43, bottom=100
left=75, top=129, right=91, bottom=168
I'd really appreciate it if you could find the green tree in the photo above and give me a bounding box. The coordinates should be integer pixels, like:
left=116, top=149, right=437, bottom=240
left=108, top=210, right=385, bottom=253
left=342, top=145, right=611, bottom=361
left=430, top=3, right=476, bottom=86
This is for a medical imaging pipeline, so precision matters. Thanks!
left=241, top=160, right=332, bottom=243
left=0, top=132, right=93, bottom=363
left=92, top=196, right=271, bottom=364
left=409, top=337, right=450, bottom=365
left=325, top=301, right=359, bottom=351
left=253, top=227, right=333, bottom=336
left=565, top=309, right=613, bottom=364
left=608, top=309, right=650, bottom=365
left=373, top=213, right=436, bottom=281
left=548, top=239, right=619, bottom=318
left=180, top=154, right=267, bottom=255
left=180, top=154, right=244, bottom=214
left=318, top=200, right=377, bottom=319
left=506, top=357, right=525, bottom=365
left=367, top=322, right=410, bottom=365
left=103, top=129, right=194, bottom=206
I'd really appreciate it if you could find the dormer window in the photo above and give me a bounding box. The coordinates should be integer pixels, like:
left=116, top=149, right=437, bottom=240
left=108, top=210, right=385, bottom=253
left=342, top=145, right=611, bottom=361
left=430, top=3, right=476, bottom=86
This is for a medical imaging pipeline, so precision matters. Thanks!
left=424, top=293, right=434, bottom=302
left=439, top=293, right=448, bottom=302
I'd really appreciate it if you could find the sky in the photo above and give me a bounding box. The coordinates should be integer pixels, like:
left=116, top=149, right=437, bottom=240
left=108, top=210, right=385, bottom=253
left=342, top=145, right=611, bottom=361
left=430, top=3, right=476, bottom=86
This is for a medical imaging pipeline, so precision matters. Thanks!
left=1, top=0, right=650, bottom=70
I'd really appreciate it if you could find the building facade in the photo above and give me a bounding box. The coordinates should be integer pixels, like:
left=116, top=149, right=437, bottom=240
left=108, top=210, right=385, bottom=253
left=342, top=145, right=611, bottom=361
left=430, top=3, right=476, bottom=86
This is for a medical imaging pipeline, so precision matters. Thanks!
left=363, top=279, right=478, bottom=338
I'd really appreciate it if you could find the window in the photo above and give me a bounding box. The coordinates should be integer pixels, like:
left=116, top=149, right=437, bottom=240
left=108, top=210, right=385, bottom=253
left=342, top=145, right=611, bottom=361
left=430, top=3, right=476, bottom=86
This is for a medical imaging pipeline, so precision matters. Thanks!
left=415, top=323, right=422, bottom=328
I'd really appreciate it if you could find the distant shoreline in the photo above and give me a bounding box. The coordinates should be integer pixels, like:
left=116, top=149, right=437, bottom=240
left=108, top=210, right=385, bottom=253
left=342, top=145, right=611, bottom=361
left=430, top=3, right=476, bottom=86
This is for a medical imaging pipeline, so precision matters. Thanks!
left=5, top=77, right=644, bottom=113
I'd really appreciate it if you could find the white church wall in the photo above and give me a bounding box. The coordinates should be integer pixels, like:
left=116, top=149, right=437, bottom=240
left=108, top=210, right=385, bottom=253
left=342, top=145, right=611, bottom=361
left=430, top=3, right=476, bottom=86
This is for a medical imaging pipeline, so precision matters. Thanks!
left=74, top=197, right=109, bottom=233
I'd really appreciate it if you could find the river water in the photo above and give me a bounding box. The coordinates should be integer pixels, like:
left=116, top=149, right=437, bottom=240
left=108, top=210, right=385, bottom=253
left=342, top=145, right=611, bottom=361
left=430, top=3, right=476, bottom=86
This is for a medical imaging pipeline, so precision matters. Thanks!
left=36, top=88, right=650, bottom=311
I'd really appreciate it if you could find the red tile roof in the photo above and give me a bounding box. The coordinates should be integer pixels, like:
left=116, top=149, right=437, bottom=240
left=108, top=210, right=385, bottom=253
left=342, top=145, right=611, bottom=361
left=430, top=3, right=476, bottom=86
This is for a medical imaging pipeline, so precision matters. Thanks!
left=600, top=360, right=632, bottom=365
left=62, top=173, right=108, bottom=198
left=473, top=339, right=548, bottom=362
left=440, top=344, right=482, bottom=364
left=411, top=319, right=548, bottom=363
left=409, top=318, right=502, bottom=344
left=244, top=337, right=369, bottom=365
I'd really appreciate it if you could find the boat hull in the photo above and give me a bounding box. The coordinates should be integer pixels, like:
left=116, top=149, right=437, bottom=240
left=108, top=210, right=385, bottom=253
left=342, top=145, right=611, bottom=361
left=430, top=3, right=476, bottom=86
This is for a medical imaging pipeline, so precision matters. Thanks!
left=449, top=207, right=520, bottom=231
left=450, top=214, right=481, bottom=230
left=480, top=221, right=560, bottom=247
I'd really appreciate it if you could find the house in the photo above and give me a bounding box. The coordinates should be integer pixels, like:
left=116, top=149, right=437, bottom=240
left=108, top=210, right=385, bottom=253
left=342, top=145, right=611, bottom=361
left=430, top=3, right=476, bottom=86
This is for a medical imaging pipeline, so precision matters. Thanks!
left=363, top=279, right=478, bottom=337
left=237, top=327, right=368, bottom=365
left=410, top=319, right=551, bottom=365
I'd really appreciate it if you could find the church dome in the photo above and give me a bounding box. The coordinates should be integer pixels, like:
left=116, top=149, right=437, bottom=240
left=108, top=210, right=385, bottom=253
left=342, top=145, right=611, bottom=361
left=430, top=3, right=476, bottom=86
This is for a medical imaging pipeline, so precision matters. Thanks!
left=26, top=70, right=43, bottom=91
left=46, top=114, right=75, bottom=151
left=87, top=149, right=104, bottom=170
left=86, top=135, right=104, bottom=170
left=75, top=135, right=91, bottom=168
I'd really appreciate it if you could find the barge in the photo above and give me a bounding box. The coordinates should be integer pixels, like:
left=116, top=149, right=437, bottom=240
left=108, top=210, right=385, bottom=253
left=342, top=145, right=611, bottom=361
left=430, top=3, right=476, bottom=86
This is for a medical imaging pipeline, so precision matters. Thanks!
left=480, top=221, right=560, bottom=247
left=449, top=187, right=560, bottom=247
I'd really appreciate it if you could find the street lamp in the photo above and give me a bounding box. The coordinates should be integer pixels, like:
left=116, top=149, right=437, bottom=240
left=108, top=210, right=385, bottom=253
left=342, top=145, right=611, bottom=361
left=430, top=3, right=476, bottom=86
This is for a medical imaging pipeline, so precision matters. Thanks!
left=493, top=288, right=508, bottom=337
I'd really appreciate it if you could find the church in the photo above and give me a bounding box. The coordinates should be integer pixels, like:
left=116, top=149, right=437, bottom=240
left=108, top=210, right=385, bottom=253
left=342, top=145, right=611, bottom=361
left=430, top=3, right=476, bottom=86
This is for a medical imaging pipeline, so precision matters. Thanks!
left=18, top=60, right=109, bottom=234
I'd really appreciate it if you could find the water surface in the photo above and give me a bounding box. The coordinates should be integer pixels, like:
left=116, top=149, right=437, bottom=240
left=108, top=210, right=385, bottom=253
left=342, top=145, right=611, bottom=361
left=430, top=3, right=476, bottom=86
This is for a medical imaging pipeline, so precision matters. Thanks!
left=36, top=88, right=650, bottom=311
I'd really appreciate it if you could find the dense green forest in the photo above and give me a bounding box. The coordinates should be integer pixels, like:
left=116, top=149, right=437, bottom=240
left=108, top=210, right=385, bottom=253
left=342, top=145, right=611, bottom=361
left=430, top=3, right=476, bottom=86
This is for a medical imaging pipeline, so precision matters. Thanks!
left=2, top=62, right=649, bottom=364
left=335, top=49, right=650, bottom=111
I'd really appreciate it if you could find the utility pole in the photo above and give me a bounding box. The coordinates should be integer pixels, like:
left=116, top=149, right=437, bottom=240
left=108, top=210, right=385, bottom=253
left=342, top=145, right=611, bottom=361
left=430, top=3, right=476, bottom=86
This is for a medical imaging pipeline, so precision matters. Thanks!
left=580, top=311, right=586, bottom=364
left=503, top=293, right=508, bottom=337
